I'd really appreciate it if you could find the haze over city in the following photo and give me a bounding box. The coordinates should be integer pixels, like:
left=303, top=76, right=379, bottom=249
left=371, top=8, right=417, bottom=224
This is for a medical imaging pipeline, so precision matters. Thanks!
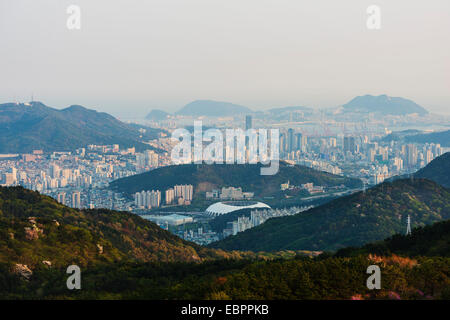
left=1, top=0, right=450, bottom=117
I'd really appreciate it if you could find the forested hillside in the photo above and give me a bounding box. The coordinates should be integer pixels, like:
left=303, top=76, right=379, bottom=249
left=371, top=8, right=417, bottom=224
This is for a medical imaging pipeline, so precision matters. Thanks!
left=209, top=179, right=450, bottom=251
left=0, top=186, right=234, bottom=268
left=110, top=162, right=362, bottom=198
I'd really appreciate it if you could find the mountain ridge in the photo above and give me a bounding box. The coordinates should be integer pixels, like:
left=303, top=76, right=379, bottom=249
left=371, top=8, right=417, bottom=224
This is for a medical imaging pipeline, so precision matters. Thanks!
left=342, top=94, right=428, bottom=115
left=414, top=152, right=450, bottom=188
left=0, top=186, right=233, bottom=268
left=145, top=109, right=170, bottom=121
left=209, top=178, right=450, bottom=252
left=109, top=162, right=363, bottom=200
left=406, top=130, right=450, bottom=147
left=0, top=101, right=162, bottom=153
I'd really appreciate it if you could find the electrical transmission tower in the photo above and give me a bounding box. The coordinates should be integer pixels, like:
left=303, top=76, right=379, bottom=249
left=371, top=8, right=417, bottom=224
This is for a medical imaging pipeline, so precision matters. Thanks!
left=406, top=215, right=412, bottom=235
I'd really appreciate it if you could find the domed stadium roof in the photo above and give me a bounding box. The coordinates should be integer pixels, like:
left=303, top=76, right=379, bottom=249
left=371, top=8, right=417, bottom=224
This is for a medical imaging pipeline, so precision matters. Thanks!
left=205, top=201, right=271, bottom=216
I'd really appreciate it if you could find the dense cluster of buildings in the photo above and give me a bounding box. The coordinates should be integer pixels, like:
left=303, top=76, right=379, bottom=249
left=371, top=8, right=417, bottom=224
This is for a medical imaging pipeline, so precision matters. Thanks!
left=279, top=130, right=445, bottom=185
left=0, top=144, right=168, bottom=210
left=134, top=190, right=161, bottom=209
left=206, top=186, right=254, bottom=200
left=134, top=184, right=193, bottom=209
left=223, top=206, right=313, bottom=237
left=280, top=181, right=325, bottom=195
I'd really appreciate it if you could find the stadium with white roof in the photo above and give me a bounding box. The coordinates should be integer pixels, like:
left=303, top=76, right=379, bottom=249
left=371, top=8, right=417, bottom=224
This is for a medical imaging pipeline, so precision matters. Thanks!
left=205, top=201, right=271, bottom=216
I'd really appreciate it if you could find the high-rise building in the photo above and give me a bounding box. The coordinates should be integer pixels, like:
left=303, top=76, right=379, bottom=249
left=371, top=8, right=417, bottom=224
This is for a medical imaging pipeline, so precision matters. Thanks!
left=287, top=128, right=294, bottom=153
left=134, top=192, right=144, bottom=208
left=301, top=135, right=308, bottom=152
left=57, top=192, right=66, bottom=205
left=343, top=136, right=356, bottom=153
left=245, top=115, right=253, bottom=158
left=72, top=191, right=81, bottom=209
left=393, top=157, right=403, bottom=171
left=220, top=187, right=243, bottom=200
left=145, top=150, right=159, bottom=167
left=405, top=144, right=418, bottom=167
left=280, top=133, right=286, bottom=153
left=245, top=115, right=252, bottom=130
left=165, top=188, right=175, bottom=205
left=1, top=172, right=15, bottom=186
left=425, top=149, right=433, bottom=164
left=147, top=190, right=161, bottom=208
left=329, top=137, right=337, bottom=148
left=50, top=164, right=60, bottom=179
left=134, top=190, right=161, bottom=209
left=295, top=133, right=303, bottom=151
left=174, top=185, right=193, bottom=201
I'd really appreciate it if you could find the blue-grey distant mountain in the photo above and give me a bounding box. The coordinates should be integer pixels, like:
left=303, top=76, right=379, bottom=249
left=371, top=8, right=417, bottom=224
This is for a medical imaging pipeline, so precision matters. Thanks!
left=267, top=106, right=314, bottom=121
left=145, top=109, right=170, bottom=121
left=268, top=106, right=313, bottom=114
left=381, top=129, right=423, bottom=142
left=343, top=95, right=428, bottom=115
left=406, top=130, right=450, bottom=147
left=176, top=100, right=252, bottom=117
left=0, top=102, right=162, bottom=153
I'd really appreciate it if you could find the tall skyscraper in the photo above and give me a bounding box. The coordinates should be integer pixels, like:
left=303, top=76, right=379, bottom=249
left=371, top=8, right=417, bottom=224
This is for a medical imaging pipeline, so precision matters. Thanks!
left=245, top=115, right=253, bottom=160
left=245, top=115, right=252, bottom=130
left=165, top=188, right=175, bottom=205
left=287, top=128, right=294, bottom=153
left=134, top=190, right=161, bottom=209
left=72, top=191, right=81, bottom=209
left=50, top=164, right=60, bottom=179
left=405, top=144, right=418, bottom=167
left=57, top=192, right=66, bottom=205
left=295, top=133, right=303, bottom=151
left=279, top=133, right=285, bottom=153
left=174, top=185, right=194, bottom=201
left=343, top=136, right=356, bottom=153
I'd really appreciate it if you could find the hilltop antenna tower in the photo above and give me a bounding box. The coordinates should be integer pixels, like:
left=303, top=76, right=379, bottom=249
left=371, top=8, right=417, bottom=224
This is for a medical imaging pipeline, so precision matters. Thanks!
left=406, top=215, right=412, bottom=235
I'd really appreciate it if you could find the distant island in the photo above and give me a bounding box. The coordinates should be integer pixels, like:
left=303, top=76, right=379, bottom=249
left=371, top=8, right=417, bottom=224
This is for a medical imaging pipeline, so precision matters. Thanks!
left=145, top=109, right=170, bottom=121
left=342, top=94, right=428, bottom=115
left=175, top=100, right=253, bottom=117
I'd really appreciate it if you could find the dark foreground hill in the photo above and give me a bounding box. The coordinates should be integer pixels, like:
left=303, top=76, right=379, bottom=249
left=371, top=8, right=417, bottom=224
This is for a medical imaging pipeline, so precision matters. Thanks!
left=2, top=216, right=450, bottom=299
left=0, top=187, right=449, bottom=299
left=209, top=179, right=450, bottom=252
left=0, top=102, right=161, bottom=153
left=109, top=162, right=362, bottom=198
left=0, top=186, right=233, bottom=268
left=336, top=219, right=450, bottom=258
left=414, top=152, right=450, bottom=187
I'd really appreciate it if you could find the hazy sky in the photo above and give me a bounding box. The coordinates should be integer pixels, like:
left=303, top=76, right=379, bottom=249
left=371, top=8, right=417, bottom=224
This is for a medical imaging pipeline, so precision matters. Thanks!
left=1, top=0, right=449, bottom=118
